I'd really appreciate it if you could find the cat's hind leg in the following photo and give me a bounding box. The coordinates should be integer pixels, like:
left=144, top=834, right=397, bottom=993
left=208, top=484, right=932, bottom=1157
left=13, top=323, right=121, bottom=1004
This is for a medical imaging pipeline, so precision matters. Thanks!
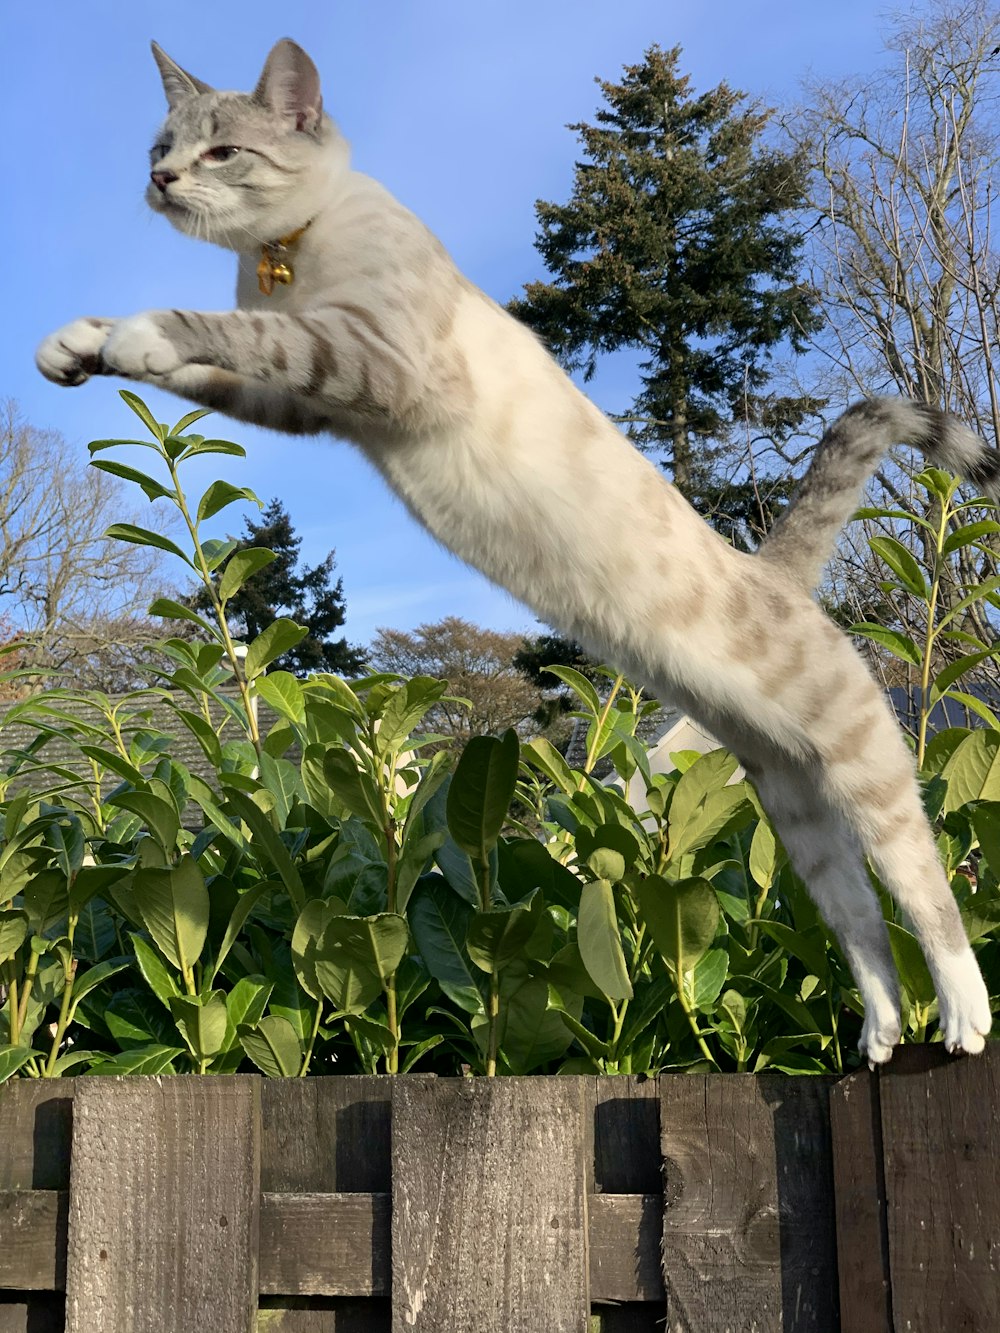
left=749, top=760, right=903, bottom=1064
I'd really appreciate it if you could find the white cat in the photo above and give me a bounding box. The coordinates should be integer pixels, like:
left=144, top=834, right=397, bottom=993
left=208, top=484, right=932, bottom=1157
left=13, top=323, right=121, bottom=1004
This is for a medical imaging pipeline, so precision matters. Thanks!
left=37, top=39, right=997, bottom=1062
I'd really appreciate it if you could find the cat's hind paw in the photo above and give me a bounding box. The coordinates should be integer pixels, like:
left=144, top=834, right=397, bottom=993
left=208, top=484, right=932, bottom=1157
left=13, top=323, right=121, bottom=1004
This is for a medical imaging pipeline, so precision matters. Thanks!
left=859, top=1008, right=902, bottom=1068
left=36, top=318, right=114, bottom=386
left=936, top=948, right=992, bottom=1056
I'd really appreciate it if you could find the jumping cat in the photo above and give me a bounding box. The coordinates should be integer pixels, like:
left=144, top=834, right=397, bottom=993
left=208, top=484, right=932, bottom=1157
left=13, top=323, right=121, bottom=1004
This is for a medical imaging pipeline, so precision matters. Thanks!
left=36, top=38, right=999, bottom=1063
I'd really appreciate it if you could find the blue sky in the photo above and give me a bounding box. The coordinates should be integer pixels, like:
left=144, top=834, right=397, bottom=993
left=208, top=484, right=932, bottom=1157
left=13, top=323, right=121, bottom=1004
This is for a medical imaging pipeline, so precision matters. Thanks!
left=2, top=1, right=909, bottom=648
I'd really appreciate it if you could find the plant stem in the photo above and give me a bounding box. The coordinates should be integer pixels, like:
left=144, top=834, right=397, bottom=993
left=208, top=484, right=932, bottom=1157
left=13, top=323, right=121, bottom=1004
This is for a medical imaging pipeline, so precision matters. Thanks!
left=165, top=457, right=263, bottom=761
left=579, top=673, right=625, bottom=784
left=674, top=968, right=716, bottom=1066
left=43, top=959, right=77, bottom=1077
left=916, top=497, right=949, bottom=768
left=486, top=969, right=500, bottom=1077
left=299, top=1002, right=323, bottom=1076
left=17, top=949, right=39, bottom=1033
left=7, top=970, right=20, bottom=1046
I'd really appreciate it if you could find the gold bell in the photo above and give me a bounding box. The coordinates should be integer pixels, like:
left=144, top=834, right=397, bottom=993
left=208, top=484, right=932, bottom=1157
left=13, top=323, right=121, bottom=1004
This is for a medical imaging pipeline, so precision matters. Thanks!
left=271, top=262, right=293, bottom=285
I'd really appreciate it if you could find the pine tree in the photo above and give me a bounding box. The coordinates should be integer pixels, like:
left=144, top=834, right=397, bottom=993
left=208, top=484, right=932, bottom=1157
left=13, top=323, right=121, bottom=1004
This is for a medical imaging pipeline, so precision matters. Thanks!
left=191, top=498, right=365, bottom=676
left=509, top=45, right=822, bottom=521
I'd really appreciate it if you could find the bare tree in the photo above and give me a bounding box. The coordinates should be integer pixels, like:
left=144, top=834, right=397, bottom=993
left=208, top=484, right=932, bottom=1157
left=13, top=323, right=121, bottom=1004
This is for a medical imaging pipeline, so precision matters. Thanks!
left=789, top=1, right=1000, bottom=682
left=0, top=400, right=175, bottom=689
left=366, top=617, right=552, bottom=742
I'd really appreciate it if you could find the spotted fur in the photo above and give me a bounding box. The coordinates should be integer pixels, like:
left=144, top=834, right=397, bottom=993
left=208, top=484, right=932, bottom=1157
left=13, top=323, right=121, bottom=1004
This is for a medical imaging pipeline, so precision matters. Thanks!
left=36, top=39, right=995, bottom=1062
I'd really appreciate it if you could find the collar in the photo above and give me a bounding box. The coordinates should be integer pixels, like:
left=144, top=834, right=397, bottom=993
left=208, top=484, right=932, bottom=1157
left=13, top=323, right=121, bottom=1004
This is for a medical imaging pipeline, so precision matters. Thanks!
left=257, top=220, right=313, bottom=296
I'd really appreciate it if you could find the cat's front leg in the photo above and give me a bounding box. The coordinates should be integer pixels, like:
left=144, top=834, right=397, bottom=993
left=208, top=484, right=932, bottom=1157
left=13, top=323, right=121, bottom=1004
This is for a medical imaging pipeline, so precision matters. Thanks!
left=36, top=312, right=186, bottom=388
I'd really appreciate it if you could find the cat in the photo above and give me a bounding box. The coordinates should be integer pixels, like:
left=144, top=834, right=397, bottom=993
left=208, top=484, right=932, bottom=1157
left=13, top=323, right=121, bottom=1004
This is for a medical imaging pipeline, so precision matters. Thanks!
left=36, top=38, right=999, bottom=1063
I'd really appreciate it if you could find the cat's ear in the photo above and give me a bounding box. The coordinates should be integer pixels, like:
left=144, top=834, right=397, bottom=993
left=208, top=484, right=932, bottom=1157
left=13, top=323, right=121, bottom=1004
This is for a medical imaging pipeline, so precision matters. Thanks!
left=151, top=41, right=215, bottom=108
left=254, top=39, right=323, bottom=133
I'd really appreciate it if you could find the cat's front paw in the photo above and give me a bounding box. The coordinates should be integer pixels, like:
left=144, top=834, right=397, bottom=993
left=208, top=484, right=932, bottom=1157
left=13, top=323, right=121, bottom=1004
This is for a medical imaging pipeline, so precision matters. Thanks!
left=36, top=318, right=115, bottom=386
left=101, top=313, right=183, bottom=380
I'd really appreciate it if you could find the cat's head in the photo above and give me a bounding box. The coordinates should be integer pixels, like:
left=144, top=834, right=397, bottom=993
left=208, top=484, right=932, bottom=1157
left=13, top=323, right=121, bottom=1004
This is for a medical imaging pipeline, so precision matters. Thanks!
left=146, top=39, right=348, bottom=251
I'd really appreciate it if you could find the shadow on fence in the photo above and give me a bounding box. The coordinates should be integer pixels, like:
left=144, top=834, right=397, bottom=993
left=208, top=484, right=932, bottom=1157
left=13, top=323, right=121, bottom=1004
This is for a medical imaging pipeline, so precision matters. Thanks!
left=1, top=1044, right=998, bottom=1332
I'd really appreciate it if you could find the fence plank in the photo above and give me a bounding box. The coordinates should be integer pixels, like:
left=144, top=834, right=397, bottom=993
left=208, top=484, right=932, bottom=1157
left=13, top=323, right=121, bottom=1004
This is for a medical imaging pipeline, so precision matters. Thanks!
left=391, top=1077, right=589, bottom=1332
left=661, top=1073, right=837, bottom=1333
left=589, top=1076, right=664, bottom=1332
left=0, top=1077, right=73, bottom=1332
left=0, top=1190, right=66, bottom=1291
left=260, top=1077, right=391, bottom=1331
left=64, top=1075, right=260, bottom=1333
left=879, top=1044, right=1000, bottom=1333
left=260, top=1193, right=389, bottom=1296
left=829, top=1067, right=891, bottom=1333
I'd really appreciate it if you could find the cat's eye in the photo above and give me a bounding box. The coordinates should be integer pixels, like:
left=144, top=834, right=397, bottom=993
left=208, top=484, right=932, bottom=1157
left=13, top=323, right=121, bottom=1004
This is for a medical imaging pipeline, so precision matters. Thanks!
left=150, top=143, right=171, bottom=162
left=202, top=146, right=242, bottom=164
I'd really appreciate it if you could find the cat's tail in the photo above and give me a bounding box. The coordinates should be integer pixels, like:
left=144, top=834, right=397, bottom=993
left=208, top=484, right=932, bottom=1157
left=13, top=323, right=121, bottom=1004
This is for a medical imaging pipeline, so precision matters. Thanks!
left=757, top=398, right=1000, bottom=591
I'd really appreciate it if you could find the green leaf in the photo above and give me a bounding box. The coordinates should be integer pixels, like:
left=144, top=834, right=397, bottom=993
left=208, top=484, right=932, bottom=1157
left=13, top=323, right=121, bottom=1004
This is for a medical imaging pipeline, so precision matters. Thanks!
left=118, top=389, right=165, bottom=439
left=209, top=881, right=274, bottom=986
left=104, top=523, right=192, bottom=565
left=749, top=817, right=784, bottom=890
left=668, top=751, right=751, bottom=858
left=255, top=672, right=306, bottom=725
left=147, top=598, right=217, bottom=635
left=106, top=791, right=180, bottom=852
left=543, top=665, right=601, bottom=717
left=931, top=647, right=1000, bottom=702
left=244, top=618, right=308, bottom=680
left=522, top=736, right=577, bottom=794
left=407, top=877, right=481, bottom=1012
left=636, top=875, right=720, bottom=976
left=130, top=934, right=183, bottom=1010
left=169, top=992, right=229, bottom=1061
left=238, top=1015, right=303, bottom=1076
left=377, top=676, right=448, bottom=751
left=291, top=898, right=344, bottom=1001
left=869, top=536, right=928, bottom=599
left=0, top=1045, right=35, bottom=1082
left=501, top=972, right=577, bottom=1073
left=577, top=879, right=633, bottom=1001
left=886, top=923, right=936, bottom=1007
left=218, top=549, right=274, bottom=602
left=130, top=855, right=209, bottom=974
left=172, top=407, right=214, bottom=434
left=314, top=913, right=408, bottom=1014
left=942, top=519, right=1000, bottom=556
left=941, top=729, right=1000, bottom=812
left=446, top=730, right=520, bottom=862
left=68, top=958, right=133, bottom=1013
left=466, top=894, right=541, bottom=975
left=88, top=1044, right=183, bottom=1076
left=180, top=438, right=247, bottom=460
left=90, top=459, right=175, bottom=502
left=849, top=624, right=922, bottom=668
left=322, top=749, right=383, bottom=826
left=691, top=947, right=729, bottom=1011
left=752, top=920, right=832, bottom=981
left=221, top=790, right=304, bottom=910
left=0, top=910, right=28, bottom=960
left=196, top=480, right=262, bottom=523
left=944, top=691, right=1000, bottom=730
left=22, top=872, right=69, bottom=933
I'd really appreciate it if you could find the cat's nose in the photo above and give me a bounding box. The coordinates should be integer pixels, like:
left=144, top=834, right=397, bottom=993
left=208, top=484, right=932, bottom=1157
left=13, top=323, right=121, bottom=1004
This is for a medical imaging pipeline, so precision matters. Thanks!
left=150, top=170, right=179, bottom=193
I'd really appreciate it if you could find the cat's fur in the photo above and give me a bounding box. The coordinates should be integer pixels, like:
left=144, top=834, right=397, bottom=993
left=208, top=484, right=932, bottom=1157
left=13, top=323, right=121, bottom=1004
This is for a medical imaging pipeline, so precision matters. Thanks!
left=37, top=39, right=999, bottom=1062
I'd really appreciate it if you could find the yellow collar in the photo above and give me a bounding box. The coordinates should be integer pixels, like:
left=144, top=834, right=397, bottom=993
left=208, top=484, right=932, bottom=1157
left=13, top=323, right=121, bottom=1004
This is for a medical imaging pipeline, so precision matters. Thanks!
left=257, top=220, right=313, bottom=296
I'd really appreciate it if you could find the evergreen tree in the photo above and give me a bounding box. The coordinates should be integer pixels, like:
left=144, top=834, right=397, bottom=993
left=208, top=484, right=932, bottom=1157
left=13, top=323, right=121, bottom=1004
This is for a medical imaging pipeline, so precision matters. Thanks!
left=191, top=498, right=365, bottom=676
left=509, top=45, right=823, bottom=519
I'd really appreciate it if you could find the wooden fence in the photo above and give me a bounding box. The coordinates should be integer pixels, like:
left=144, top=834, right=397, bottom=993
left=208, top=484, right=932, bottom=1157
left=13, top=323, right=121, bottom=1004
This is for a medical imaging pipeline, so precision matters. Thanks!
left=0, top=1045, right=997, bottom=1332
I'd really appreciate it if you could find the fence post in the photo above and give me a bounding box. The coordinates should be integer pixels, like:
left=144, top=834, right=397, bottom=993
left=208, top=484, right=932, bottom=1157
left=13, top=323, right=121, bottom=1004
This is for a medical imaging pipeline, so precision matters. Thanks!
left=390, top=1077, right=589, bottom=1332
left=63, top=1075, right=260, bottom=1333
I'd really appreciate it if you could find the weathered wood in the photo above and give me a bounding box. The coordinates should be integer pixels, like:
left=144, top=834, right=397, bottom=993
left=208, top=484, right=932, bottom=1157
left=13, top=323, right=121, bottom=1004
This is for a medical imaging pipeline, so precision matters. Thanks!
left=260, top=1193, right=390, bottom=1296
left=0, top=1078, right=72, bottom=1332
left=261, top=1077, right=392, bottom=1193
left=0, top=1190, right=66, bottom=1291
left=879, top=1044, right=1000, bottom=1333
left=588, top=1194, right=661, bottom=1302
left=588, top=1076, right=665, bottom=1332
left=0, top=1293, right=63, bottom=1332
left=256, top=1297, right=390, bottom=1331
left=661, top=1073, right=837, bottom=1333
left=0, top=1080, right=73, bottom=1191
left=829, top=1067, right=891, bottom=1333
left=64, top=1075, right=260, bottom=1333
left=391, top=1077, right=589, bottom=1332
